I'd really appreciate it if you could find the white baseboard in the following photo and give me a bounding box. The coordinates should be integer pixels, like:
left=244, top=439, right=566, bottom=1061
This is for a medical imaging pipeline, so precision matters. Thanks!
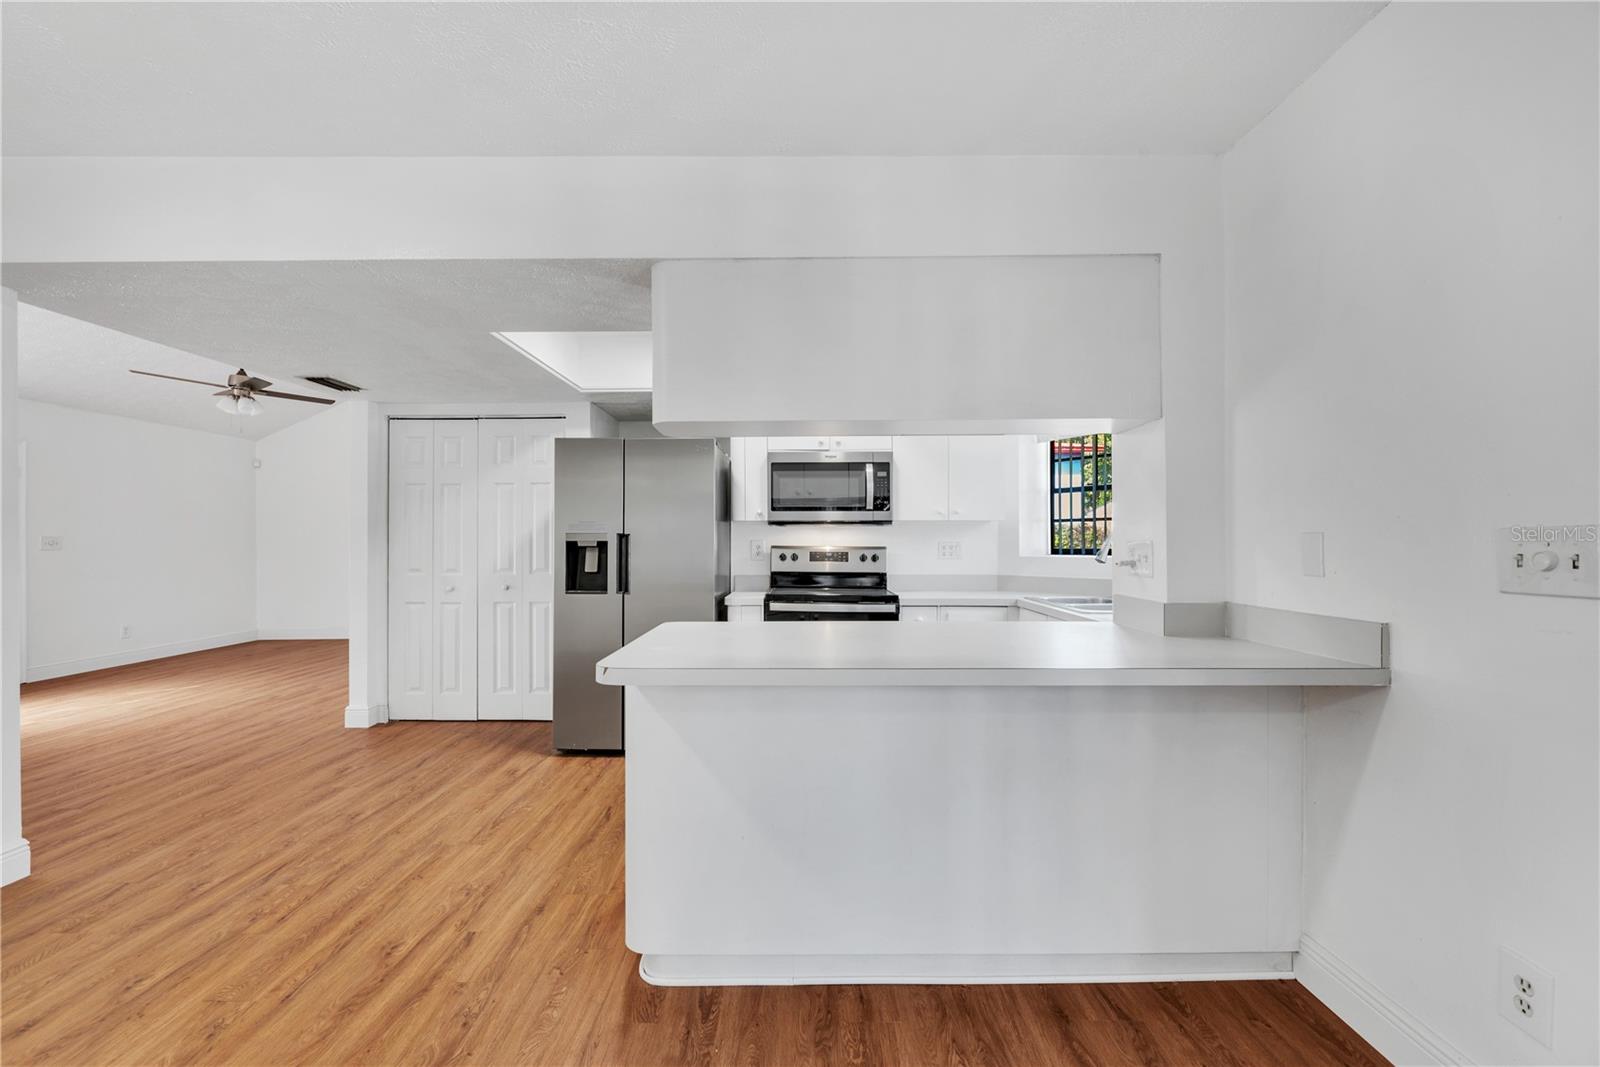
left=344, top=703, right=389, bottom=729
left=640, top=951, right=1295, bottom=988
left=1296, top=935, right=1470, bottom=1066
left=1, top=838, right=32, bottom=886
left=256, top=627, right=349, bottom=640
left=24, top=630, right=259, bottom=682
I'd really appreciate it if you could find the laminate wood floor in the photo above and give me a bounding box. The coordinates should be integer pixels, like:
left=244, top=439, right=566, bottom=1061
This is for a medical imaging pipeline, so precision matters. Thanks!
left=2, top=640, right=1388, bottom=1067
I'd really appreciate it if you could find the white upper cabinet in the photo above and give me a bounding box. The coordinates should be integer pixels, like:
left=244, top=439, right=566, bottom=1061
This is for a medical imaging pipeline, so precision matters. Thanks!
left=768, top=436, right=891, bottom=452
left=892, top=435, right=1008, bottom=522
left=768, top=435, right=833, bottom=451
left=946, top=436, right=1007, bottom=521
left=729, top=437, right=770, bottom=522
left=891, top=436, right=950, bottom=520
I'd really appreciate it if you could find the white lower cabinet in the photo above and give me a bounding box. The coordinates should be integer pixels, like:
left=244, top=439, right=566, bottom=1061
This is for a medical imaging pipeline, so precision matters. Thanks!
left=939, top=604, right=1014, bottom=622
left=728, top=605, right=764, bottom=622
left=900, top=604, right=941, bottom=623
left=1017, top=607, right=1059, bottom=622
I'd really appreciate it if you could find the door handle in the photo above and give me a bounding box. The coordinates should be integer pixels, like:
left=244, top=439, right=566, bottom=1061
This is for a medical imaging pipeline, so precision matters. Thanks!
left=618, top=533, right=630, bottom=595
left=444, top=585, right=456, bottom=593
left=502, top=583, right=512, bottom=591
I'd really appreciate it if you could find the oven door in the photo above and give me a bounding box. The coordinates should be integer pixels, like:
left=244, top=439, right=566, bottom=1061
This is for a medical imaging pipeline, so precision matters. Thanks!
left=763, top=595, right=901, bottom=621
left=767, top=452, right=892, bottom=524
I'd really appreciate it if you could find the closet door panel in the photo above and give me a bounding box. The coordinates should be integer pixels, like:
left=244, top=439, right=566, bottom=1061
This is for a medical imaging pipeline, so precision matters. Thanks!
left=387, top=421, right=435, bottom=720
left=432, top=421, right=479, bottom=721
left=477, top=420, right=558, bottom=720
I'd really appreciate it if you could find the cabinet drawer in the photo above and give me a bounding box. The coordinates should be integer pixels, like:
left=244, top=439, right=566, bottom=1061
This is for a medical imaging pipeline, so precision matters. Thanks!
left=939, top=604, right=1013, bottom=622
left=899, top=604, right=941, bottom=623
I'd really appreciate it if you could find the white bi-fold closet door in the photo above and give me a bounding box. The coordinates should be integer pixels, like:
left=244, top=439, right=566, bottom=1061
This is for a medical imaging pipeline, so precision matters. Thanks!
left=387, top=419, right=559, bottom=721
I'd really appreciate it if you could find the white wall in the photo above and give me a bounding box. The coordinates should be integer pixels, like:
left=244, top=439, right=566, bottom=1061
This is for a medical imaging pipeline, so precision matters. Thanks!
left=651, top=255, right=1161, bottom=437
left=255, top=404, right=351, bottom=639
left=1223, top=5, right=1598, bottom=1064
left=20, top=401, right=258, bottom=680
left=1, top=289, right=28, bottom=884
left=732, top=521, right=1000, bottom=586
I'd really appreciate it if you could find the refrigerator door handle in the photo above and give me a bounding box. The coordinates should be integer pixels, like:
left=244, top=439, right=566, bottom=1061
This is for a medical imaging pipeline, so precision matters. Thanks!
left=618, top=532, right=630, bottom=595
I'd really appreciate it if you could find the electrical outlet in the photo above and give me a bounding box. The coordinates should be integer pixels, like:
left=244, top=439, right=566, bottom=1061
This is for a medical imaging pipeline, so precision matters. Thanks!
left=749, top=539, right=765, bottom=561
left=119, top=625, right=132, bottom=640
left=1498, top=947, right=1554, bottom=1048
left=937, top=540, right=962, bottom=560
left=1127, top=540, right=1155, bottom=579
left=39, top=535, right=63, bottom=551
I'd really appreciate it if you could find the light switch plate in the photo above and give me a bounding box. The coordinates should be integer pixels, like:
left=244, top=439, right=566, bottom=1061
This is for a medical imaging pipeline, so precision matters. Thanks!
left=1127, top=540, right=1155, bottom=578
left=1300, top=532, right=1326, bottom=577
left=1497, top=525, right=1598, bottom=599
left=39, top=535, right=63, bottom=551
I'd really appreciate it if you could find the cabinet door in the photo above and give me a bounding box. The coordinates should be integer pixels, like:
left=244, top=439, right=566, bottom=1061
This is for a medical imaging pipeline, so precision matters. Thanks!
left=729, top=437, right=748, bottom=520
left=832, top=436, right=892, bottom=451
left=947, top=436, right=1008, bottom=521
left=940, top=604, right=1013, bottom=622
left=900, top=604, right=941, bottom=623
left=744, top=438, right=769, bottom=522
left=728, top=605, right=765, bottom=622
left=890, top=436, right=949, bottom=520
left=768, top=435, right=832, bottom=450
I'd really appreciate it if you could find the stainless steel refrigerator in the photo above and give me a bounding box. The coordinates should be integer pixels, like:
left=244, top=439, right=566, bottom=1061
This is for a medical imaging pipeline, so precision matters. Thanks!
left=553, top=438, right=730, bottom=751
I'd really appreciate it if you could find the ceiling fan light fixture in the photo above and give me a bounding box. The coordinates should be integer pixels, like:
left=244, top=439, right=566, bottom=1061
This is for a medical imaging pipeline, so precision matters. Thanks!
left=216, top=395, right=241, bottom=415
left=237, top=395, right=263, bottom=417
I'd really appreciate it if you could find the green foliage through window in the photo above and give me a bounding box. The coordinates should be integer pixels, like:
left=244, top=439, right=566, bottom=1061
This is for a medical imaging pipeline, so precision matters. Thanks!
left=1049, top=434, right=1112, bottom=555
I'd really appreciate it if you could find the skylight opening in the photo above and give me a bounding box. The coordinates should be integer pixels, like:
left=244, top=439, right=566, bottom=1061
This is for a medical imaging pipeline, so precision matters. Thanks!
left=493, top=331, right=652, bottom=393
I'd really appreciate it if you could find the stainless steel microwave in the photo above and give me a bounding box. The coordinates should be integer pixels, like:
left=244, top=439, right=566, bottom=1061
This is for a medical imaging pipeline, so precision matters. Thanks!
left=767, top=451, right=892, bottom=524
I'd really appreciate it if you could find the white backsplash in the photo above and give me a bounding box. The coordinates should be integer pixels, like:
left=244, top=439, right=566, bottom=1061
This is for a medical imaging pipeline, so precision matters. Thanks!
left=733, top=520, right=1000, bottom=580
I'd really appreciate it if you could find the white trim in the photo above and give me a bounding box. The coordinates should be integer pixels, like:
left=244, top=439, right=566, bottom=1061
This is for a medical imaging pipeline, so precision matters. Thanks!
left=1296, top=935, right=1472, bottom=1066
left=1, top=838, right=31, bottom=885
left=640, top=951, right=1296, bottom=988
left=256, top=628, right=349, bottom=641
left=344, top=703, right=389, bottom=729
left=23, top=630, right=259, bottom=682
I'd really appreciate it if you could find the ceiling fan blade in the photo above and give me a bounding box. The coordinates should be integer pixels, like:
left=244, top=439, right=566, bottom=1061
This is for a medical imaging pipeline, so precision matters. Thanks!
left=256, top=389, right=336, bottom=405
left=130, top=369, right=229, bottom=389
left=212, top=390, right=234, bottom=397
left=239, top=376, right=273, bottom=391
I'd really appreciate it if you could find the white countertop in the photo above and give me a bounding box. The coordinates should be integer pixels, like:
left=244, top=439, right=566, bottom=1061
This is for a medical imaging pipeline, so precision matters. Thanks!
left=596, top=621, right=1391, bottom=688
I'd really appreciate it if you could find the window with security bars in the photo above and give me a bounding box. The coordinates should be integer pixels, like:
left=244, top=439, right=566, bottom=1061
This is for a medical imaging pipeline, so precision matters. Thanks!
left=1049, top=434, right=1112, bottom=555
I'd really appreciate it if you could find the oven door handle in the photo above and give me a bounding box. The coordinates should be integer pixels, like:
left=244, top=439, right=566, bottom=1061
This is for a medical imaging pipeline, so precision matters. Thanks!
left=767, top=601, right=899, bottom=614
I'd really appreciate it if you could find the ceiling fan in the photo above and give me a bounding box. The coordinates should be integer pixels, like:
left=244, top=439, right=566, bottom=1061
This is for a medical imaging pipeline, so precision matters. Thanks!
left=130, top=368, right=336, bottom=416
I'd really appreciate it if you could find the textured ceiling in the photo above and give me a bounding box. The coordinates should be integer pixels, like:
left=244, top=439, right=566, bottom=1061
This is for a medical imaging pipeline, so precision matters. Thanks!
left=17, top=304, right=334, bottom=441
left=2, top=260, right=655, bottom=425
left=2, top=2, right=1385, bottom=157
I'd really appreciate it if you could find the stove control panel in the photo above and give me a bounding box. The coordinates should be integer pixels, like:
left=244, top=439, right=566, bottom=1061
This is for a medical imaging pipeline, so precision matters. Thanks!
left=771, top=546, right=888, bottom=574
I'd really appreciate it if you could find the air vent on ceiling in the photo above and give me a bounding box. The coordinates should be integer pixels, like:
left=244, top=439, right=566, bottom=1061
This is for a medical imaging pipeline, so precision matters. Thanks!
left=301, top=375, right=363, bottom=392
